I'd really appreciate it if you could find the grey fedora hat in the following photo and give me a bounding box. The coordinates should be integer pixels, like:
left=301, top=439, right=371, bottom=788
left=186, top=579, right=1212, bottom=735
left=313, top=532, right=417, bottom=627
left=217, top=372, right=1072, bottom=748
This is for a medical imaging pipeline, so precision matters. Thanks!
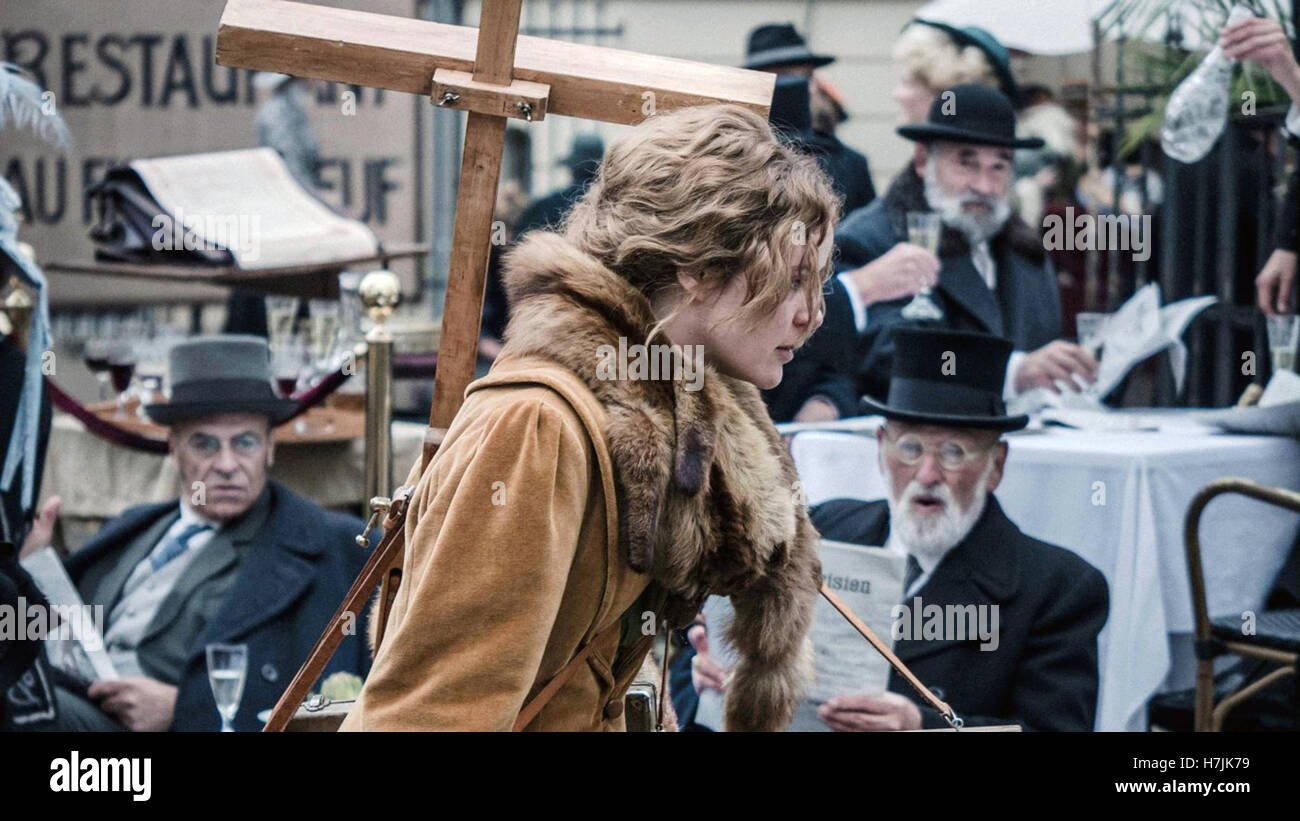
left=145, top=335, right=298, bottom=426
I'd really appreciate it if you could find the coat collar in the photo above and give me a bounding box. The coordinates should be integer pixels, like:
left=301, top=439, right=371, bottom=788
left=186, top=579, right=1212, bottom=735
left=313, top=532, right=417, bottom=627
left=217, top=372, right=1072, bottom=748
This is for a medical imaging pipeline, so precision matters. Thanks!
left=500, top=232, right=815, bottom=607
left=864, top=495, right=1020, bottom=601
left=141, top=486, right=277, bottom=646
left=184, top=482, right=327, bottom=657
left=875, top=495, right=1022, bottom=664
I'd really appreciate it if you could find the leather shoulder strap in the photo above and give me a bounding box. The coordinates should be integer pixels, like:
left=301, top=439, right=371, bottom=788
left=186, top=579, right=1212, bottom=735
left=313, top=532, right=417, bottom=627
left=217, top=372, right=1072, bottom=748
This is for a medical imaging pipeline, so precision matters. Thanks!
left=511, top=616, right=624, bottom=731
left=262, top=488, right=412, bottom=733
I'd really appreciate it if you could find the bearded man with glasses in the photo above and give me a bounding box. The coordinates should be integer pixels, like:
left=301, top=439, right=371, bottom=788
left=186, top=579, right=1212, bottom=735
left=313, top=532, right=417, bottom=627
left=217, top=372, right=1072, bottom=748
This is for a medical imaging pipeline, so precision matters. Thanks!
left=810, top=327, right=1108, bottom=731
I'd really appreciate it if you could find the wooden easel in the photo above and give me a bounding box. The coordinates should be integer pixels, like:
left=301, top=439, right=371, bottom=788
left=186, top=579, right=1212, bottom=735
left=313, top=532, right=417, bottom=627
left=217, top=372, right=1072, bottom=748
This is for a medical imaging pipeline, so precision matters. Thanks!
left=218, top=1, right=781, bottom=731
left=216, top=0, right=773, bottom=454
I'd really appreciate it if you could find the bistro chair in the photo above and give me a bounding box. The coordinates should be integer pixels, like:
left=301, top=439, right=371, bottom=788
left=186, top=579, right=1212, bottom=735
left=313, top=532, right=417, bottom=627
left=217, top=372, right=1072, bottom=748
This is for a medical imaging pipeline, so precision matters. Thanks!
left=1185, top=478, right=1300, bottom=731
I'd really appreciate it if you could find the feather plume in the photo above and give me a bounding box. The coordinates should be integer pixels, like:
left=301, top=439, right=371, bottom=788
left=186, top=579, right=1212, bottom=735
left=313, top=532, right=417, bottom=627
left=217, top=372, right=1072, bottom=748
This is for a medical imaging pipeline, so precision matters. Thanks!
left=0, top=62, right=72, bottom=150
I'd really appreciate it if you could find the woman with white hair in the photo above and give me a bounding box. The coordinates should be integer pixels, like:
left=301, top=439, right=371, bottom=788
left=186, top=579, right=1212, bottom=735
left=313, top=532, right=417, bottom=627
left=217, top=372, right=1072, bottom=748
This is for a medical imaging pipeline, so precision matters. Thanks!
left=892, top=19, right=1020, bottom=125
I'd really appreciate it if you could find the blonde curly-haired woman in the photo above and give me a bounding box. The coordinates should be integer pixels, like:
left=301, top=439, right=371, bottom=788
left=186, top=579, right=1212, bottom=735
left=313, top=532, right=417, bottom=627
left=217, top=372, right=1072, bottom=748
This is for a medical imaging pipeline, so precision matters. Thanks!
left=341, top=104, right=840, bottom=732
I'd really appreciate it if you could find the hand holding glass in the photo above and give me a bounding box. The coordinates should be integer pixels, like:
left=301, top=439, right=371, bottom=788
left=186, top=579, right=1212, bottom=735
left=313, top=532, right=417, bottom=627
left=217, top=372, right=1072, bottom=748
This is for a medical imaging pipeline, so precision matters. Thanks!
left=900, top=212, right=944, bottom=321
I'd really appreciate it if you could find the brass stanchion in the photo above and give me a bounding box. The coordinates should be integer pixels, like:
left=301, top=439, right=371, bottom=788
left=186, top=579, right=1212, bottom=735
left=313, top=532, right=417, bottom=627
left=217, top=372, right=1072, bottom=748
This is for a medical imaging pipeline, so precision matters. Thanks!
left=360, top=270, right=401, bottom=505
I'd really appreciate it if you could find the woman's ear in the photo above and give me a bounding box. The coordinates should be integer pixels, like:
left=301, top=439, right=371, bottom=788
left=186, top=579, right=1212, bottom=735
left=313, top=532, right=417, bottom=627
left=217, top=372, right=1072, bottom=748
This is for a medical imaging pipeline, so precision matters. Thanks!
left=674, top=267, right=703, bottom=297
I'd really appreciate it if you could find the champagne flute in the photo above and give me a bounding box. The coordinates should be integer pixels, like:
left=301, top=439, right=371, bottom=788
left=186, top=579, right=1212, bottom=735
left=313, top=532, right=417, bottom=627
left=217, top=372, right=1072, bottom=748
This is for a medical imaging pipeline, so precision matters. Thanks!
left=900, top=212, right=945, bottom=321
left=264, top=295, right=300, bottom=349
left=206, top=643, right=248, bottom=733
left=1267, top=314, right=1299, bottom=375
left=308, top=299, right=341, bottom=374
left=1075, top=312, right=1109, bottom=361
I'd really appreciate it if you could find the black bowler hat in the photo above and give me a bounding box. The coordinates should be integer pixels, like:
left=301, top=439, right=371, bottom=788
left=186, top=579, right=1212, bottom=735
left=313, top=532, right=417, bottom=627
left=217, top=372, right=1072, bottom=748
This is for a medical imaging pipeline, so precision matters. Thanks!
left=860, top=327, right=1028, bottom=432
left=897, top=83, right=1044, bottom=150
left=744, top=23, right=835, bottom=71
left=145, top=335, right=298, bottom=426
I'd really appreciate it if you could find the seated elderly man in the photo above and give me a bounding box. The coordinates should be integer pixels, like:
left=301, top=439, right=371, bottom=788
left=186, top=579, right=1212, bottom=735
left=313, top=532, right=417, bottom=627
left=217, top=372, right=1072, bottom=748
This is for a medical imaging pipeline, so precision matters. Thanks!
left=7, top=335, right=368, bottom=731
left=834, top=83, right=1098, bottom=403
left=811, top=327, right=1108, bottom=731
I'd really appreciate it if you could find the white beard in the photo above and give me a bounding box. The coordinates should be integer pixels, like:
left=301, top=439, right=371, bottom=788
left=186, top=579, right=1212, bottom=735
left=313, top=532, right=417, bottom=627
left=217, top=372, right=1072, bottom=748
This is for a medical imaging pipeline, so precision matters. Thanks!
left=884, top=457, right=994, bottom=566
left=923, top=156, right=1011, bottom=245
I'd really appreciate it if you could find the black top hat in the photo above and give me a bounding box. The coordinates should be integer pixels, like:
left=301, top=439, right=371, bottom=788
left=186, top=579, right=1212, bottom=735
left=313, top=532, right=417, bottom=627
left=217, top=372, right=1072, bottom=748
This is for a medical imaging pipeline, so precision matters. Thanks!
left=744, top=23, right=835, bottom=71
left=897, top=83, right=1044, bottom=150
left=145, top=335, right=298, bottom=426
left=908, top=18, right=1021, bottom=107
left=860, top=327, right=1029, bottom=432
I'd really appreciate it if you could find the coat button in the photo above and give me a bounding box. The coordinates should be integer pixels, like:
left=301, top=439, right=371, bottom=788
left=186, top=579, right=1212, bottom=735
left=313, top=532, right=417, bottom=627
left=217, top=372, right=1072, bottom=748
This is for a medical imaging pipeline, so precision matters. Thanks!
left=261, top=663, right=278, bottom=683
left=603, top=699, right=624, bottom=720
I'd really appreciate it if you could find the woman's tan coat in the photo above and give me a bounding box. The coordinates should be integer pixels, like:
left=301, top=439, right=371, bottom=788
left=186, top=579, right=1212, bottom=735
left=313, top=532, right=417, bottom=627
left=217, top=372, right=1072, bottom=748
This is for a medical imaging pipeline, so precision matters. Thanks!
left=341, top=232, right=822, bottom=731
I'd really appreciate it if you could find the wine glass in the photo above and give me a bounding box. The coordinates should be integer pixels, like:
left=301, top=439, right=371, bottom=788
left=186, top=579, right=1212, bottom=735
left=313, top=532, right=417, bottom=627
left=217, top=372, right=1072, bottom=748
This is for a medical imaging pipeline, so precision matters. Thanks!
left=107, top=341, right=137, bottom=419
left=206, top=643, right=248, bottom=733
left=271, top=343, right=305, bottom=399
left=899, top=212, right=945, bottom=322
left=83, top=338, right=113, bottom=402
left=134, top=340, right=170, bottom=419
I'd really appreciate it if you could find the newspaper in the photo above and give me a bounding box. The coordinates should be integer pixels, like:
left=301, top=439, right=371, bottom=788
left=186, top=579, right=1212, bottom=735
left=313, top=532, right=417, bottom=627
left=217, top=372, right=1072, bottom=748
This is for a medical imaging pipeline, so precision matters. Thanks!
left=129, top=147, right=379, bottom=271
left=1012, top=284, right=1217, bottom=417
left=19, top=548, right=117, bottom=684
left=693, top=539, right=906, bottom=731
left=1196, top=370, right=1300, bottom=436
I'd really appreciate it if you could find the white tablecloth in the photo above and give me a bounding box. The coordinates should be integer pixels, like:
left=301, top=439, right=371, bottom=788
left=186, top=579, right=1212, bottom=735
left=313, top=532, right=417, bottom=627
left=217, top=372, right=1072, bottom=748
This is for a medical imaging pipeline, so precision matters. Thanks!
left=791, top=419, right=1300, bottom=731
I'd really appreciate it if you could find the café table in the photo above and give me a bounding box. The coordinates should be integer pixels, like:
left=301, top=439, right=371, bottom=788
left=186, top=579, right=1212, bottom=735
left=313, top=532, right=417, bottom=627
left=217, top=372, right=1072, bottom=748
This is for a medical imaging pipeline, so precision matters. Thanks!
left=788, top=413, right=1300, bottom=731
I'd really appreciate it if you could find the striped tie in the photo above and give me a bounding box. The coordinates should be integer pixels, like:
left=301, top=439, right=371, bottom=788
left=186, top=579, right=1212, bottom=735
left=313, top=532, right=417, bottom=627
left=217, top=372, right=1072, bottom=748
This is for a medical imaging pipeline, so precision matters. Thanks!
left=148, top=522, right=212, bottom=572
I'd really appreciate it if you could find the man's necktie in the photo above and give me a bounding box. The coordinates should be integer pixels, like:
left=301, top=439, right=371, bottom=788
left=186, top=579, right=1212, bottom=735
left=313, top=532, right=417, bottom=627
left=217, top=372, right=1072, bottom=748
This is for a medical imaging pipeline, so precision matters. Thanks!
left=904, top=554, right=923, bottom=594
left=972, top=242, right=996, bottom=290
left=148, top=522, right=212, bottom=572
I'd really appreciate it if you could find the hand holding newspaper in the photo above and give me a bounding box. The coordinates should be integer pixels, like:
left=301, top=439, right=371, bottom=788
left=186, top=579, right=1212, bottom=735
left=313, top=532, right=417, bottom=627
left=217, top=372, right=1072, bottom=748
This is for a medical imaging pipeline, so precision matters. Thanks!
left=19, top=547, right=117, bottom=685
left=694, top=540, right=906, bottom=731
left=1014, top=284, right=1217, bottom=420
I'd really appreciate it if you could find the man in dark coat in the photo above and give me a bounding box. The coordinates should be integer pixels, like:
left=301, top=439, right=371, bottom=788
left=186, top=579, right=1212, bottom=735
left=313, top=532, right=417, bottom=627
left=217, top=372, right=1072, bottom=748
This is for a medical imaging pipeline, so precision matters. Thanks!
left=812, top=328, right=1108, bottom=731
left=480, top=134, right=605, bottom=361
left=745, top=23, right=875, bottom=215
left=6, top=336, right=368, bottom=731
left=674, top=328, right=1108, bottom=731
left=835, top=84, right=1096, bottom=402
left=762, top=275, right=860, bottom=422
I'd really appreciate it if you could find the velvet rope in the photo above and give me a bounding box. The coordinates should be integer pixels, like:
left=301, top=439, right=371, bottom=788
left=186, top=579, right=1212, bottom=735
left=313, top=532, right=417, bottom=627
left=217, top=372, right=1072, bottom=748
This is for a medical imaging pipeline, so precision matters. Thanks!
left=45, top=366, right=352, bottom=455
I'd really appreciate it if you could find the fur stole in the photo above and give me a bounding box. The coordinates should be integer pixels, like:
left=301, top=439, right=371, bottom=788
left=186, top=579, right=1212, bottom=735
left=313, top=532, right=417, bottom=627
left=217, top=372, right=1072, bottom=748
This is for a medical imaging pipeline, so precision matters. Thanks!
left=499, top=231, right=822, bottom=732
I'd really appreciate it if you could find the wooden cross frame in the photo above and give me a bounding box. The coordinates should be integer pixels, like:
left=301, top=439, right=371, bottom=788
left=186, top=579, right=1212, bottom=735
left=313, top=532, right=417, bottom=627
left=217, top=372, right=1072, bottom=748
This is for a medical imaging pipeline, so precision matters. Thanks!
left=216, top=0, right=774, bottom=468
